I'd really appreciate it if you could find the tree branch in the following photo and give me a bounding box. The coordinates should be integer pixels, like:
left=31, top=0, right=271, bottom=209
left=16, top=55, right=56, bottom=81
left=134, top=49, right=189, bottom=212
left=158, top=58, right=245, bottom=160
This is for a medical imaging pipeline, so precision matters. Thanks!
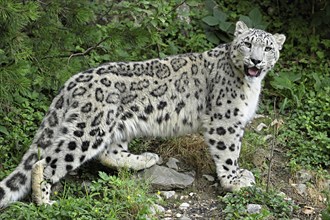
left=67, top=37, right=111, bottom=63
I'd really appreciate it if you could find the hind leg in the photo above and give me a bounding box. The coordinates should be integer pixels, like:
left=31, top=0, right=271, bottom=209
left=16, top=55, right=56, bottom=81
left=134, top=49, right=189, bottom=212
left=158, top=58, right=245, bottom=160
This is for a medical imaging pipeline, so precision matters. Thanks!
left=35, top=110, right=108, bottom=205
left=99, top=141, right=159, bottom=171
left=31, top=159, right=54, bottom=205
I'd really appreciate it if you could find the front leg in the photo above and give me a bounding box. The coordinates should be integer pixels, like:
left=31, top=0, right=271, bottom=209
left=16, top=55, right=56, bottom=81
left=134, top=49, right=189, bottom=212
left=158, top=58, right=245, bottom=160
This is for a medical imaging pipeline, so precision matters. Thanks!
left=98, top=141, right=159, bottom=171
left=204, top=119, right=255, bottom=191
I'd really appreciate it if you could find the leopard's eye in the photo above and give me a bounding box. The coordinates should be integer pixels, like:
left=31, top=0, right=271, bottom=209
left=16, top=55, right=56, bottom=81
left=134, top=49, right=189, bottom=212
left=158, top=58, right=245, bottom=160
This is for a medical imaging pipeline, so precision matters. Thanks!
left=244, top=42, right=252, bottom=48
left=265, top=46, right=272, bottom=52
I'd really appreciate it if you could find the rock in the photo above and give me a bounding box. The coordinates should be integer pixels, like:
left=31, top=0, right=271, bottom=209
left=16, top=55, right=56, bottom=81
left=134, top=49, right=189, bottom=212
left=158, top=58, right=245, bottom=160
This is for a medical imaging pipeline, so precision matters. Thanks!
left=252, top=148, right=268, bottom=167
left=247, top=204, right=262, bottom=214
left=185, top=170, right=196, bottom=177
left=296, top=170, right=313, bottom=184
left=176, top=2, right=190, bottom=24
left=179, top=202, right=190, bottom=210
left=302, top=206, right=315, bottom=215
left=149, top=204, right=165, bottom=215
left=166, top=157, right=180, bottom=170
left=176, top=213, right=182, bottom=218
left=277, top=191, right=292, bottom=202
left=138, top=165, right=194, bottom=190
left=156, top=156, right=163, bottom=165
left=180, top=195, right=189, bottom=200
left=263, top=134, right=273, bottom=141
left=179, top=215, right=191, bottom=220
left=256, top=122, right=268, bottom=132
left=292, top=183, right=307, bottom=196
left=161, top=191, right=176, bottom=199
left=164, top=209, right=172, bottom=218
left=203, top=174, right=215, bottom=182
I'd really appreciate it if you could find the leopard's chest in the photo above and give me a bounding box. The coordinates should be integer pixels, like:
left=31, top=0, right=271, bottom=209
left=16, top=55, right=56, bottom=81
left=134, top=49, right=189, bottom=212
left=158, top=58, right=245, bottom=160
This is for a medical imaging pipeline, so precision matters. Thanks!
left=240, top=82, right=261, bottom=123
left=207, top=72, right=261, bottom=126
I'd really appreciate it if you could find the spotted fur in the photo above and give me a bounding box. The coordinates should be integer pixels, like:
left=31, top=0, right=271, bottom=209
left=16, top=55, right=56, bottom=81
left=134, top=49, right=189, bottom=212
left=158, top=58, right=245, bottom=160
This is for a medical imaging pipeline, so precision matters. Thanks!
left=0, top=21, right=285, bottom=207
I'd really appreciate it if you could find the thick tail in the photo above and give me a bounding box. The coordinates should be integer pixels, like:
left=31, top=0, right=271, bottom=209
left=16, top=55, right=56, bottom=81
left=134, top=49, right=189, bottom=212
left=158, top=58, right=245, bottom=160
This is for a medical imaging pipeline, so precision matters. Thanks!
left=0, top=147, right=39, bottom=208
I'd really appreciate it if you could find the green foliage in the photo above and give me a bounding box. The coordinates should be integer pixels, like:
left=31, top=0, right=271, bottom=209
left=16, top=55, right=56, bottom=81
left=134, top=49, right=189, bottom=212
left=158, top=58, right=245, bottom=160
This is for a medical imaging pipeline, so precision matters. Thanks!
left=220, top=187, right=297, bottom=219
left=0, top=0, right=210, bottom=113
left=265, top=57, right=330, bottom=168
left=0, top=0, right=210, bottom=174
left=0, top=1, right=329, bottom=217
left=0, top=93, right=49, bottom=179
left=322, top=195, right=330, bottom=220
left=277, top=88, right=330, bottom=167
left=202, top=0, right=268, bottom=43
left=0, top=171, right=156, bottom=219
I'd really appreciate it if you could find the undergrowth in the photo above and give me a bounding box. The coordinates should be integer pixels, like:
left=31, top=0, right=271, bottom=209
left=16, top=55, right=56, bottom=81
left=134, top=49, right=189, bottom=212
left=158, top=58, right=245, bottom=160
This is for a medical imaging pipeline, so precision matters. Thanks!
left=220, top=187, right=297, bottom=219
left=0, top=0, right=329, bottom=218
left=0, top=170, right=156, bottom=219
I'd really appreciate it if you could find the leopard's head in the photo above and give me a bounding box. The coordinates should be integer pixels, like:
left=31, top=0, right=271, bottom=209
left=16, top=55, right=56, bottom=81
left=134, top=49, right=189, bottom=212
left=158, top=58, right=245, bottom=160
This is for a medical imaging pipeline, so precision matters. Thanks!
left=230, top=21, right=286, bottom=79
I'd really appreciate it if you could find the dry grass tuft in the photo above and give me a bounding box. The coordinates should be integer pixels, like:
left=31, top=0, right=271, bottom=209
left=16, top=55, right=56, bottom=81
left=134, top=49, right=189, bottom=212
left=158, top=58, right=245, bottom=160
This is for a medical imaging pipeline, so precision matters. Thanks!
left=149, top=134, right=215, bottom=176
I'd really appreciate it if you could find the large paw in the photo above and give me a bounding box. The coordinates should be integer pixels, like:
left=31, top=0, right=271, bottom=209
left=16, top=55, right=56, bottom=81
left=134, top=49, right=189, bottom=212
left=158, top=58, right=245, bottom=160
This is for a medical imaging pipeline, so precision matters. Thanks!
left=140, top=152, right=160, bottom=169
left=221, top=169, right=255, bottom=192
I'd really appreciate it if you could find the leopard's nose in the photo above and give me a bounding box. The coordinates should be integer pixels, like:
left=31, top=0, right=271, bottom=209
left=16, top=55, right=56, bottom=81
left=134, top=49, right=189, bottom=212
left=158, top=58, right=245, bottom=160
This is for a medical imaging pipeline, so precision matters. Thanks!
left=251, top=59, right=261, bottom=65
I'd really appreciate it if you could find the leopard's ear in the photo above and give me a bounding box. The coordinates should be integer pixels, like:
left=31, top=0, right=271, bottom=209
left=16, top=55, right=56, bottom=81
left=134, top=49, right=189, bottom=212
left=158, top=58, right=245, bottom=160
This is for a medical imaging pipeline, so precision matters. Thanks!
left=234, top=21, right=249, bottom=37
left=273, top=34, right=286, bottom=50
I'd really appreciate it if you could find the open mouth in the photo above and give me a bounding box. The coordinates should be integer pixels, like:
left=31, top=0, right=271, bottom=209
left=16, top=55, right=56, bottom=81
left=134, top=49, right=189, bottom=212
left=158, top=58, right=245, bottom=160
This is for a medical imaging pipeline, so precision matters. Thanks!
left=244, top=65, right=262, bottom=77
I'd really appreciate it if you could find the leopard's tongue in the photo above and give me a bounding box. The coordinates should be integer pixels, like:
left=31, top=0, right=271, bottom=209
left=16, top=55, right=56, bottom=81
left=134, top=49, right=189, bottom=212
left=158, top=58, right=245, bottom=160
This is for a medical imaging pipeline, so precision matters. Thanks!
left=248, top=67, right=260, bottom=76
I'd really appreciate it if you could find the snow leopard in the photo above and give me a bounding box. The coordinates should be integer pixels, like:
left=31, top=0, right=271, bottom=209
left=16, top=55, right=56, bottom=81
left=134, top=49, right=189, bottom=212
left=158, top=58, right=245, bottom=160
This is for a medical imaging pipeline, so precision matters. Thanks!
left=0, top=21, right=285, bottom=207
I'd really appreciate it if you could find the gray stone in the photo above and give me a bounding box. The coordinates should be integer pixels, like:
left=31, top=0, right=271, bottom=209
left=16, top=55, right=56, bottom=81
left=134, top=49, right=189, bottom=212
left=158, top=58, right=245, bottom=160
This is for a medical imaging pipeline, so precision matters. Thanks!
left=292, top=183, right=307, bottom=196
left=179, top=202, right=190, bottom=210
left=247, top=204, right=262, bottom=214
left=203, top=174, right=215, bottom=182
left=176, top=213, right=182, bottom=218
left=138, top=165, right=194, bottom=190
left=185, top=170, right=196, bottom=177
left=156, top=156, right=163, bottom=165
left=161, top=191, right=176, bottom=199
left=179, top=215, right=191, bottom=220
left=166, top=157, right=179, bottom=170
left=296, top=170, right=313, bottom=184
left=149, top=204, right=165, bottom=215
left=176, top=2, right=190, bottom=24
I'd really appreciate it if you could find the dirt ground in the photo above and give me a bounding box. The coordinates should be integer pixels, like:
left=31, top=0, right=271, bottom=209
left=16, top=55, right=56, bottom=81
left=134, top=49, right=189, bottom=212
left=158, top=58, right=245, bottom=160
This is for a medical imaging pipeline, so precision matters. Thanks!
left=54, top=134, right=328, bottom=219
left=148, top=135, right=329, bottom=220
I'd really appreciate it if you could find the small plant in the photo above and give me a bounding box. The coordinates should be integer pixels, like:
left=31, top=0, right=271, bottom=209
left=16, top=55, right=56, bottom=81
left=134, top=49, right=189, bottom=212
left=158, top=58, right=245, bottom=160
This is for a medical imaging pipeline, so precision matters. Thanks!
left=220, top=187, right=297, bottom=219
left=321, top=193, right=330, bottom=220
left=0, top=170, right=157, bottom=219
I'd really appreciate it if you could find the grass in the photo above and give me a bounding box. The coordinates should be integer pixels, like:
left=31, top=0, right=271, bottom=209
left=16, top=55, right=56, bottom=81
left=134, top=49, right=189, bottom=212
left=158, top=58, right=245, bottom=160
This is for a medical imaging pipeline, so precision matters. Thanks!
left=219, top=187, right=298, bottom=220
left=0, top=170, right=157, bottom=220
left=0, top=95, right=328, bottom=219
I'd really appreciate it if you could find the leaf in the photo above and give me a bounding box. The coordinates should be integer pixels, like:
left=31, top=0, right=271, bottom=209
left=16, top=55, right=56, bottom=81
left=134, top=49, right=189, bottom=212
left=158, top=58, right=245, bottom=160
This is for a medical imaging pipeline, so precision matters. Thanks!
left=213, top=7, right=227, bottom=22
left=205, top=0, right=216, bottom=13
left=202, top=16, right=219, bottom=26
left=285, top=72, right=301, bottom=82
left=254, top=21, right=269, bottom=30
left=249, top=8, right=262, bottom=25
left=219, top=21, right=232, bottom=32
left=316, top=51, right=324, bottom=59
left=311, top=72, right=321, bottom=91
left=205, top=31, right=220, bottom=44
left=98, top=171, right=109, bottom=181
left=0, top=125, right=9, bottom=135
left=270, top=76, right=294, bottom=90
left=239, top=15, right=252, bottom=28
